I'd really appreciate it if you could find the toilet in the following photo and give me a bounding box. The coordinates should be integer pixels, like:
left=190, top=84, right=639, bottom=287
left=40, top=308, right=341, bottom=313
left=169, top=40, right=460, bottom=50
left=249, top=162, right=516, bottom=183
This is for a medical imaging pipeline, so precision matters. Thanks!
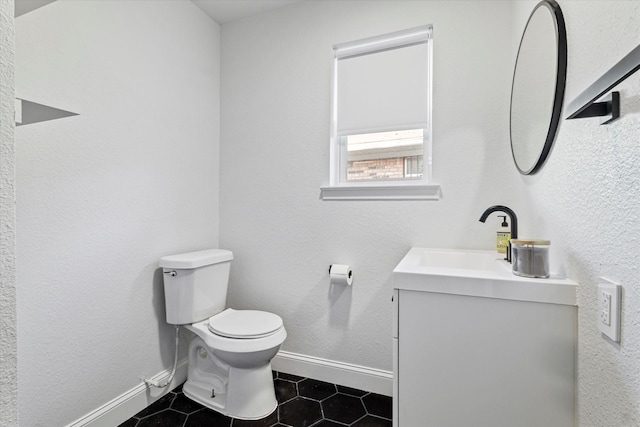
left=159, top=249, right=286, bottom=420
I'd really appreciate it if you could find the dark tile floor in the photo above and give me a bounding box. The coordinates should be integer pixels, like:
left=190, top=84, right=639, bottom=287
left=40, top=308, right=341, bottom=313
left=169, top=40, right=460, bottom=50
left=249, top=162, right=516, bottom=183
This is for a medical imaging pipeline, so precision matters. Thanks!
left=119, top=371, right=392, bottom=427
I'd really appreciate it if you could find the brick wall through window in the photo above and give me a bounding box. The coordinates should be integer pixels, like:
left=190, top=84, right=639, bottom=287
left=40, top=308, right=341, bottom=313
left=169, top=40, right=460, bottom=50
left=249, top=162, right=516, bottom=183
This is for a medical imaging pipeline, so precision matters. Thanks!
left=348, top=158, right=405, bottom=180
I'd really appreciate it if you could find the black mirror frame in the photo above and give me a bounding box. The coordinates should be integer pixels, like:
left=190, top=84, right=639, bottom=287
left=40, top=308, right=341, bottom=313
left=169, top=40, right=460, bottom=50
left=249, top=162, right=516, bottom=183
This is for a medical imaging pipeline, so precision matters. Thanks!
left=510, top=0, right=567, bottom=175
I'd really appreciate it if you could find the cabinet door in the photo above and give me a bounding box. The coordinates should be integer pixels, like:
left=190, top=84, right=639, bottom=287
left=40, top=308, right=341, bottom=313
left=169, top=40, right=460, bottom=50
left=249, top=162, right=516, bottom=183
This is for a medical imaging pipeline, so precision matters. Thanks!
left=397, top=290, right=575, bottom=427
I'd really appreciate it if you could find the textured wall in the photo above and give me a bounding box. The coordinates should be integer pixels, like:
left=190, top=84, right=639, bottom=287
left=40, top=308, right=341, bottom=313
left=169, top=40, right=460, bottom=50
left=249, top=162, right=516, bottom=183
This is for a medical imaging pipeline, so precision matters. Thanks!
left=517, top=2, right=640, bottom=425
left=0, top=0, right=17, bottom=426
left=15, top=1, right=220, bottom=425
left=219, top=1, right=516, bottom=371
left=221, top=2, right=640, bottom=425
left=10, top=1, right=640, bottom=425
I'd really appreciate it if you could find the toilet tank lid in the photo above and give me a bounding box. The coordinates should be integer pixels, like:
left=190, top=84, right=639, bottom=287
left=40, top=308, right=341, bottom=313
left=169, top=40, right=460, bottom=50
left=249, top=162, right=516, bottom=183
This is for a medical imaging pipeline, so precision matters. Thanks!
left=159, top=249, right=233, bottom=269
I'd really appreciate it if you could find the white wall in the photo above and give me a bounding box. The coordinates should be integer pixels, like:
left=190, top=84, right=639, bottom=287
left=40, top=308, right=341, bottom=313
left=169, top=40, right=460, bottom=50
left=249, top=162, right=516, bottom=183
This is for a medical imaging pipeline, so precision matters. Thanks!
left=5, top=1, right=639, bottom=425
left=517, top=1, right=640, bottom=425
left=220, top=1, right=640, bottom=425
left=0, top=0, right=17, bottom=426
left=219, top=1, right=516, bottom=372
left=15, top=1, right=220, bottom=425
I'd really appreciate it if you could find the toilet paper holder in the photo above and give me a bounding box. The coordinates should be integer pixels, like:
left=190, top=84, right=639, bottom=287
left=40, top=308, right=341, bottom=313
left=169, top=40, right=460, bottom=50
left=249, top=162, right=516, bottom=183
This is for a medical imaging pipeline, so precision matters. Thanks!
left=328, top=264, right=353, bottom=286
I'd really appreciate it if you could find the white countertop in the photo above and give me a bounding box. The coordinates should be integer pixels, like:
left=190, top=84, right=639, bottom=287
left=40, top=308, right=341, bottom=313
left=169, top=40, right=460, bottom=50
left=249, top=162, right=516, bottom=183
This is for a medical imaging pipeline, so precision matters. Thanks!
left=393, top=247, right=577, bottom=306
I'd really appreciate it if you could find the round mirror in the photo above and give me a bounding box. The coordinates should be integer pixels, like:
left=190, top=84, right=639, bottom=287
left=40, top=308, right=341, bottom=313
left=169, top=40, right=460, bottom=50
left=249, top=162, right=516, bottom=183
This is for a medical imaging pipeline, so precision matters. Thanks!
left=510, top=0, right=567, bottom=175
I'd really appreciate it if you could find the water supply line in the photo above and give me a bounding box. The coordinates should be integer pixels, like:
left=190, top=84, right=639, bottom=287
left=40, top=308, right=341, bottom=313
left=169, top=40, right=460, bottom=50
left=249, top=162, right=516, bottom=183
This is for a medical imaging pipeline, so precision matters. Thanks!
left=141, top=325, right=180, bottom=388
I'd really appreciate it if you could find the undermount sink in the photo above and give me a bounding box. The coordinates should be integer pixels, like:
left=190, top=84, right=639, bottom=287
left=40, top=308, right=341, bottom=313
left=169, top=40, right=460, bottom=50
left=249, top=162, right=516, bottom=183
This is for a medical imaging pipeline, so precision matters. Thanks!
left=393, top=247, right=576, bottom=305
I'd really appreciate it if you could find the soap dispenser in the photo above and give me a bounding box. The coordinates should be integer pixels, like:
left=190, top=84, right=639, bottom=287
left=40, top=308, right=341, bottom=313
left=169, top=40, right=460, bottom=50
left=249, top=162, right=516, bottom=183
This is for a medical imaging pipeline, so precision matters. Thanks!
left=497, top=215, right=510, bottom=254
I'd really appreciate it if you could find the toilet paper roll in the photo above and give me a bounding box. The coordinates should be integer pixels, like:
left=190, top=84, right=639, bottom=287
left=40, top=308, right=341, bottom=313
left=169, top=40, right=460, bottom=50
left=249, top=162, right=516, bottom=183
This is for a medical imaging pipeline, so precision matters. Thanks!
left=329, top=264, right=353, bottom=286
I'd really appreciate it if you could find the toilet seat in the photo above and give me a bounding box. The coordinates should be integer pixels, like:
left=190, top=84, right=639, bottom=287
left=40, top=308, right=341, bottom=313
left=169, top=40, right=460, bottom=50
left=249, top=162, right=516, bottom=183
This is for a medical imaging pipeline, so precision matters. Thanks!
left=208, top=308, right=283, bottom=339
left=186, top=318, right=286, bottom=354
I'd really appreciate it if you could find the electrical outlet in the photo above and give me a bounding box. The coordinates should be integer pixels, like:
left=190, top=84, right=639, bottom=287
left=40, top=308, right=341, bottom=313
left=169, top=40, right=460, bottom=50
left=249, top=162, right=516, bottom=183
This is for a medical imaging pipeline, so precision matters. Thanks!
left=597, top=279, right=621, bottom=342
left=600, top=290, right=611, bottom=326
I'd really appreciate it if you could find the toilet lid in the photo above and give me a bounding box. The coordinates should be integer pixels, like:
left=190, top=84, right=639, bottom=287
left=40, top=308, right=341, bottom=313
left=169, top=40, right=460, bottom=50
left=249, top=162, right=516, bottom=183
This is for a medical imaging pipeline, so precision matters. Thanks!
left=208, top=308, right=283, bottom=339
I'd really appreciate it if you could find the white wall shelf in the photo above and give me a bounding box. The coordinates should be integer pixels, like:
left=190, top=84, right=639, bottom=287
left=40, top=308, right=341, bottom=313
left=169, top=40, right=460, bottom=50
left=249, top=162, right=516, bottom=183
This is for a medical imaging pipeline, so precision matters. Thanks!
left=15, top=98, right=78, bottom=127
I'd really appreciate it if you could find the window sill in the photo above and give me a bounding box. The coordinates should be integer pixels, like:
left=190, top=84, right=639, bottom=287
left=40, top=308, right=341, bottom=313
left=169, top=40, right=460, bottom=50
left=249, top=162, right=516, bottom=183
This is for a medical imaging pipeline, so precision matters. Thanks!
left=320, top=184, right=441, bottom=201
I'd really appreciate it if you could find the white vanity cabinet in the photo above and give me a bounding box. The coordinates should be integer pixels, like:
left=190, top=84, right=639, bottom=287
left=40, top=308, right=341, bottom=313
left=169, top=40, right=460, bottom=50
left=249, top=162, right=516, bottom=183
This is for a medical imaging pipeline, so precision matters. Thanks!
left=392, top=248, right=577, bottom=427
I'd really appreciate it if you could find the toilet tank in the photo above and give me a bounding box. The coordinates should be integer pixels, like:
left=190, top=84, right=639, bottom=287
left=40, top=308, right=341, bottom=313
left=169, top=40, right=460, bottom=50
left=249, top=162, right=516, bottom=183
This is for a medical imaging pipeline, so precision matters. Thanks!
left=159, top=249, right=233, bottom=325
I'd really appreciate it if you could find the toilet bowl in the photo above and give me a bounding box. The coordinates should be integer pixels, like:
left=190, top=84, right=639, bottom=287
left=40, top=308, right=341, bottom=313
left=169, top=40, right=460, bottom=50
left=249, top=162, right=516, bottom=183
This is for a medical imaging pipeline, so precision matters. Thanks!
left=183, top=309, right=286, bottom=420
left=159, top=249, right=287, bottom=420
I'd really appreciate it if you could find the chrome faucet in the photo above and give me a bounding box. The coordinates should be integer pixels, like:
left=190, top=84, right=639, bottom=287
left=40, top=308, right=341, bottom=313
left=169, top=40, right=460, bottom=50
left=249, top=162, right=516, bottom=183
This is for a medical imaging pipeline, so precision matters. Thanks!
left=479, top=205, right=518, bottom=263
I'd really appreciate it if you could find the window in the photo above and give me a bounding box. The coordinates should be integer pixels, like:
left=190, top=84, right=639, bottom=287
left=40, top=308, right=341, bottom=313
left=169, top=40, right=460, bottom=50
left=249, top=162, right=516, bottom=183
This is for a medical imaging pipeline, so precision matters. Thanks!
left=345, top=129, right=424, bottom=181
left=322, top=25, right=440, bottom=201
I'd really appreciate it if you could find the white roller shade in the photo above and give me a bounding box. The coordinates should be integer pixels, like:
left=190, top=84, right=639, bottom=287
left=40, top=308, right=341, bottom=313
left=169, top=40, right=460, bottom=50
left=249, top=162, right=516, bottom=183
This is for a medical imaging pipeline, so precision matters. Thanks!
left=335, top=26, right=431, bottom=136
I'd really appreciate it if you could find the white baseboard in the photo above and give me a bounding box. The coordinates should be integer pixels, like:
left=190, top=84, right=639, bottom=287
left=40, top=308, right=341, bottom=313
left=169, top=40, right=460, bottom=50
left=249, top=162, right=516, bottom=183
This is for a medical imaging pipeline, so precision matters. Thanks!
left=65, top=359, right=188, bottom=427
left=64, top=351, right=392, bottom=427
left=272, top=351, right=393, bottom=397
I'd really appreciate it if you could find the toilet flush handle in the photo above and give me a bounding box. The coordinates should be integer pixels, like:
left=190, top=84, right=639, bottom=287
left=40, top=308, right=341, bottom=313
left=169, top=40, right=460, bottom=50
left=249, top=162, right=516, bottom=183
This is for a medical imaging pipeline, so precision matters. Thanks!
left=164, top=270, right=177, bottom=277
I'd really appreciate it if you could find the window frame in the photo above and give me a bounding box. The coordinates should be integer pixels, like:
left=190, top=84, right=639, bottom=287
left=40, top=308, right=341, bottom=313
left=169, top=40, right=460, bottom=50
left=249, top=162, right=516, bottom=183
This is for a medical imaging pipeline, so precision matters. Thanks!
left=322, top=25, right=441, bottom=201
